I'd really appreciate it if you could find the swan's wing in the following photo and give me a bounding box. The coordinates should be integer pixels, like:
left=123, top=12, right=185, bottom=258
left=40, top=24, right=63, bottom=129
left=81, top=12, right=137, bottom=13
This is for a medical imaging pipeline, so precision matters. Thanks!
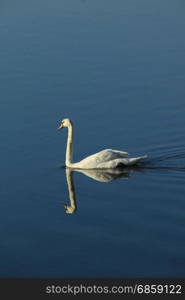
left=95, top=149, right=129, bottom=161
left=72, top=150, right=147, bottom=169
left=72, top=149, right=129, bottom=169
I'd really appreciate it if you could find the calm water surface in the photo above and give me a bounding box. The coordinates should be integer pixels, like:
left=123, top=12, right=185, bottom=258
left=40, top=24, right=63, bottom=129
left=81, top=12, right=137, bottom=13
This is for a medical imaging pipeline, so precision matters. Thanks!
left=1, top=0, right=185, bottom=277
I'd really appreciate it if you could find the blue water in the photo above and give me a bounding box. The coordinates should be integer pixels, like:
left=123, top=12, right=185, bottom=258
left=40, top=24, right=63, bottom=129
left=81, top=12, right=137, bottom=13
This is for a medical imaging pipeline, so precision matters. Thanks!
left=1, top=0, right=185, bottom=277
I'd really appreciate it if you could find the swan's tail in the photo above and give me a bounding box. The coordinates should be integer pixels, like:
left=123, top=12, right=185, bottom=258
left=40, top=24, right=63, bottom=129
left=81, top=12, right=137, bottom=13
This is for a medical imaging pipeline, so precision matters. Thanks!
left=125, top=155, right=148, bottom=166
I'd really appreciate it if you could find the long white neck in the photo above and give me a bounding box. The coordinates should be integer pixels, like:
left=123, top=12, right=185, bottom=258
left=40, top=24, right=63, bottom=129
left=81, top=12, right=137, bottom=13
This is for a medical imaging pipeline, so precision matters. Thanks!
left=65, top=122, right=73, bottom=167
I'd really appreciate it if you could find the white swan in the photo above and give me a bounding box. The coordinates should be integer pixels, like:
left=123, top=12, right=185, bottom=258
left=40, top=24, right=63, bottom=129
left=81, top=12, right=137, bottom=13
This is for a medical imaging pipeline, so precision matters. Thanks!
left=58, top=118, right=147, bottom=169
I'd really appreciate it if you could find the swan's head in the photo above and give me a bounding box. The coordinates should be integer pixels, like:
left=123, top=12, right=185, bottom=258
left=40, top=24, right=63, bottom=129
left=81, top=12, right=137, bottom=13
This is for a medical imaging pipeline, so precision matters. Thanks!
left=58, top=118, right=72, bottom=130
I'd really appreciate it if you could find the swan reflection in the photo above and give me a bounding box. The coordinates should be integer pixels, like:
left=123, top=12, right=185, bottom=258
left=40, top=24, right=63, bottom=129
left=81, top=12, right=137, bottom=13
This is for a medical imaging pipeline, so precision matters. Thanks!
left=63, top=167, right=142, bottom=214
left=63, top=168, right=77, bottom=214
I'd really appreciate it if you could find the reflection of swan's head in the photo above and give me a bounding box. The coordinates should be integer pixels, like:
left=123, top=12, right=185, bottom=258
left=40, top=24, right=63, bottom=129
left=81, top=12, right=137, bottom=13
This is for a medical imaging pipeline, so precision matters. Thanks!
left=58, top=118, right=72, bottom=130
left=63, top=204, right=76, bottom=214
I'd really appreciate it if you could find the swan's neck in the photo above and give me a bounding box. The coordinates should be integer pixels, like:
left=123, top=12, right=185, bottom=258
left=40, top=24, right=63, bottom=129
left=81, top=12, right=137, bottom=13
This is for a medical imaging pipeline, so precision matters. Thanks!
left=66, top=123, right=73, bottom=167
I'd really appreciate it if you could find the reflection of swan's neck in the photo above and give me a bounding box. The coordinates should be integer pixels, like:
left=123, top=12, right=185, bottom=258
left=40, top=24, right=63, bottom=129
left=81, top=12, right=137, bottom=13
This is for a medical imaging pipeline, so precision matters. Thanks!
left=66, top=124, right=73, bottom=167
left=65, top=168, right=77, bottom=214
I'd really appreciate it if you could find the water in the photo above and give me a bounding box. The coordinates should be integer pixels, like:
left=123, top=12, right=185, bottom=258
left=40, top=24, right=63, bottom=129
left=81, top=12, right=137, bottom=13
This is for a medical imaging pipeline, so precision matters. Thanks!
left=1, top=0, right=185, bottom=277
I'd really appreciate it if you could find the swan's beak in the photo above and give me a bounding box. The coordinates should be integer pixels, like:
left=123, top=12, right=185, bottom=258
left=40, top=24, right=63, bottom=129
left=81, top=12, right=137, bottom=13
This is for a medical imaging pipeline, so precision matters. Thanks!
left=58, top=124, right=64, bottom=130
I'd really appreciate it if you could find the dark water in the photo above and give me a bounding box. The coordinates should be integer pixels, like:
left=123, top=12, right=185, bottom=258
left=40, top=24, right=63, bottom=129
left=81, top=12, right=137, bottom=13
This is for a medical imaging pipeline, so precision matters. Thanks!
left=1, top=1, right=185, bottom=277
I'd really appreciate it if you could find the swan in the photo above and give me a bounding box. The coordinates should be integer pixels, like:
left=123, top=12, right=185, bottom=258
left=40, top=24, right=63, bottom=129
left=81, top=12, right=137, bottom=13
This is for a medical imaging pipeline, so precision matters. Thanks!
left=58, top=118, right=147, bottom=169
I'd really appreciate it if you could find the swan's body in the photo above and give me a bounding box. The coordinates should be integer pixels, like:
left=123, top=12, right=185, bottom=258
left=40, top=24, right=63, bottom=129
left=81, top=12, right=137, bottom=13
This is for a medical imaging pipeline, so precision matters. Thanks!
left=58, top=118, right=147, bottom=169
left=70, top=149, right=146, bottom=169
